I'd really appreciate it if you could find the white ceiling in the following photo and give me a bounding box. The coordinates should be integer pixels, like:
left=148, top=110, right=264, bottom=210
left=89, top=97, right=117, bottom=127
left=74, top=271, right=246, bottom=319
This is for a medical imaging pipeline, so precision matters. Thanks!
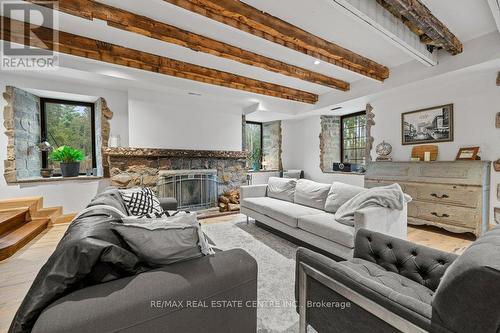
left=420, top=0, right=498, bottom=42
left=2, top=0, right=499, bottom=121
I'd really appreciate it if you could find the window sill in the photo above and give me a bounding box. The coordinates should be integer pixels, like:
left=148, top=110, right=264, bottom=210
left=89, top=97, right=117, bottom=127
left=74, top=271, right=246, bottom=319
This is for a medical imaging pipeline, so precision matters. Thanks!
left=322, top=171, right=365, bottom=176
left=13, top=176, right=104, bottom=184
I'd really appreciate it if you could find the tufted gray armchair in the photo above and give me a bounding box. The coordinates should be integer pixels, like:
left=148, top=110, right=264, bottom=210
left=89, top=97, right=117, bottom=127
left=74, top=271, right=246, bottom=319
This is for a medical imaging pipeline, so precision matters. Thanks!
left=295, top=227, right=500, bottom=333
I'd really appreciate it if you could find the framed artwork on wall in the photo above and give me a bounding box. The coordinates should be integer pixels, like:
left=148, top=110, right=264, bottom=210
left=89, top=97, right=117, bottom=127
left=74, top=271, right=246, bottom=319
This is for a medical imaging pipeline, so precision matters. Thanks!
left=401, top=104, right=454, bottom=145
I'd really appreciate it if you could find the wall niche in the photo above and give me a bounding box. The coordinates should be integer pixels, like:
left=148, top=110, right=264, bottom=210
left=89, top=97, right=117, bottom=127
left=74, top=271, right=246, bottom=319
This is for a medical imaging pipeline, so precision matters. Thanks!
left=2, top=86, right=113, bottom=183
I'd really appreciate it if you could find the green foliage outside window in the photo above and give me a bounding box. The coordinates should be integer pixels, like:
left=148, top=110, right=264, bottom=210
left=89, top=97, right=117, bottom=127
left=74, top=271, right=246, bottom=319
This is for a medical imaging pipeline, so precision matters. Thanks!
left=341, top=112, right=367, bottom=165
left=44, top=101, right=94, bottom=172
left=245, top=122, right=262, bottom=171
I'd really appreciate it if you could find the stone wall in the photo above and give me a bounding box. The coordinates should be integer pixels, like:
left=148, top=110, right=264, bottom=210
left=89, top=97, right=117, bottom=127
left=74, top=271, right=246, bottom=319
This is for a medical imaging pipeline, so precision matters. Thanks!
left=95, top=98, right=113, bottom=177
left=319, top=115, right=341, bottom=172
left=262, top=121, right=282, bottom=170
left=3, top=87, right=42, bottom=181
left=106, top=148, right=248, bottom=195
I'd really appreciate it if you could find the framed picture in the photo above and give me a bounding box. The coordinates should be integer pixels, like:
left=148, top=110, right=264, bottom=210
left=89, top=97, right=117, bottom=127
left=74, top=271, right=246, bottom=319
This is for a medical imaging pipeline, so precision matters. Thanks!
left=401, top=104, right=454, bottom=145
left=456, top=147, right=480, bottom=160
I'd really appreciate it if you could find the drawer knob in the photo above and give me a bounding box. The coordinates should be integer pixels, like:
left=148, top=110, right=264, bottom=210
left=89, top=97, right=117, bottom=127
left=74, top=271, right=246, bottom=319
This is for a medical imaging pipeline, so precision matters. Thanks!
left=431, top=193, right=449, bottom=199
left=431, top=212, right=450, bottom=218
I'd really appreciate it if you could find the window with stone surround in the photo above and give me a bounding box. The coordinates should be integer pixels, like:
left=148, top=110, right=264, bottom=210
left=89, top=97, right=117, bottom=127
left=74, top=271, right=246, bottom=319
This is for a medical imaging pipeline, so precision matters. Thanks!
left=41, top=98, right=96, bottom=175
left=3, top=86, right=113, bottom=183
left=341, top=111, right=366, bottom=165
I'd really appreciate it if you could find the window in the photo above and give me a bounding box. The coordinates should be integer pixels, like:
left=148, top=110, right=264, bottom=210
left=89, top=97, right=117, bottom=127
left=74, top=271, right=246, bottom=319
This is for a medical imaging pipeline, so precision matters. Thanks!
left=245, top=121, right=262, bottom=170
left=41, top=98, right=96, bottom=174
left=341, top=111, right=366, bottom=165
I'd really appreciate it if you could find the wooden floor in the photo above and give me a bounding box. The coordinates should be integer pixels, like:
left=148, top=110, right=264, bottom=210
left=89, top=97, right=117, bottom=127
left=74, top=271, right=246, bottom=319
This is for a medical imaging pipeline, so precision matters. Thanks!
left=0, top=214, right=475, bottom=333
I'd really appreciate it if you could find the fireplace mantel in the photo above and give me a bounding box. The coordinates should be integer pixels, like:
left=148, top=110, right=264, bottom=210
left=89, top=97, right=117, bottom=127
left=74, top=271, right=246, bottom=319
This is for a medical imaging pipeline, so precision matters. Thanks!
left=105, top=147, right=248, bottom=194
left=103, top=147, right=247, bottom=159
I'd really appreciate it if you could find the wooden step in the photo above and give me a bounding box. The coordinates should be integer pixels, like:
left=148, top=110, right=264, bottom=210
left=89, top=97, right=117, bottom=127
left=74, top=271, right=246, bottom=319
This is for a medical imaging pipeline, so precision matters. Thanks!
left=0, top=197, right=43, bottom=216
left=32, top=207, right=63, bottom=225
left=0, top=218, right=49, bottom=261
left=54, top=213, right=77, bottom=225
left=0, top=208, right=30, bottom=237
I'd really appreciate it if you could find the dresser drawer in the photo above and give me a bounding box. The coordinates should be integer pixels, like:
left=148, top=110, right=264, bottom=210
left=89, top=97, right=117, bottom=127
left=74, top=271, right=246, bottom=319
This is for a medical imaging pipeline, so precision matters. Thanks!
left=365, top=180, right=418, bottom=198
left=408, top=201, right=479, bottom=228
left=414, top=184, right=480, bottom=208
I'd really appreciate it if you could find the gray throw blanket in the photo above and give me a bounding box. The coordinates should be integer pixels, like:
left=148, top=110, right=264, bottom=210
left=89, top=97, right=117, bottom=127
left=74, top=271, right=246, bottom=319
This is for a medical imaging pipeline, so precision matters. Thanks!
left=334, top=183, right=412, bottom=226
left=8, top=188, right=146, bottom=333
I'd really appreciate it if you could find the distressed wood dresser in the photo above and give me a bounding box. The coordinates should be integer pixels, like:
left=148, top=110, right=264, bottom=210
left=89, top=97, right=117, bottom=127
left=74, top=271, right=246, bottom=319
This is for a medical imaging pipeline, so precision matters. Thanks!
left=365, top=161, right=491, bottom=237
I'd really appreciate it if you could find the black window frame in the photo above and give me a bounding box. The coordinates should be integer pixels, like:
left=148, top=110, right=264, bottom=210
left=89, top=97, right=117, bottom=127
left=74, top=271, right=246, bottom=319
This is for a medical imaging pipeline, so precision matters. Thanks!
left=340, top=110, right=367, bottom=165
left=40, top=98, right=97, bottom=173
left=245, top=121, right=263, bottom=169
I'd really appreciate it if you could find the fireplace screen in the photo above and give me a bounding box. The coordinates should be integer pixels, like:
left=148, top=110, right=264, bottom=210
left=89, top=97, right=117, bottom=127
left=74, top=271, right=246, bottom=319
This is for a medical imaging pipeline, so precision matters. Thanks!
left=157, top=170, right=218, bottom=210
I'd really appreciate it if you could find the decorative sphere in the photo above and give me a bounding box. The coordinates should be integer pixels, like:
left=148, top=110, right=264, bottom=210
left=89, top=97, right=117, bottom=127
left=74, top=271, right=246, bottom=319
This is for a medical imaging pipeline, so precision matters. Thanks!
left=376, top=141, right=392, bottom=157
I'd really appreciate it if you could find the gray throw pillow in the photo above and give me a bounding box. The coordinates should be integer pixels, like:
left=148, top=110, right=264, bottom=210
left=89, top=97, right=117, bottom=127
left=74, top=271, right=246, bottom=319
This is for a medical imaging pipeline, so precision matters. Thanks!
left=294, top=179, right=331, bottom=210
left=324, top=182, right=366, bottom=213
left=267, top=177, right=297, bottom=202
left=113, top=212, right=214, bottom=267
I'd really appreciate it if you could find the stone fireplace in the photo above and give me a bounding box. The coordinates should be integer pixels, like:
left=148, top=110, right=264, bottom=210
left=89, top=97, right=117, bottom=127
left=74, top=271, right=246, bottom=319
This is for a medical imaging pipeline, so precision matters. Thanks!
left=104, top=148, right=248, bottom=209
left=157, top=169, right=218, bottom=210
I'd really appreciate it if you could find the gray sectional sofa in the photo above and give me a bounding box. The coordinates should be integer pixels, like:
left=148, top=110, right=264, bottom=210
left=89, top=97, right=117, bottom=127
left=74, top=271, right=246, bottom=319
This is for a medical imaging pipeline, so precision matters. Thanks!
left=241, top=178, right=407, bottom=260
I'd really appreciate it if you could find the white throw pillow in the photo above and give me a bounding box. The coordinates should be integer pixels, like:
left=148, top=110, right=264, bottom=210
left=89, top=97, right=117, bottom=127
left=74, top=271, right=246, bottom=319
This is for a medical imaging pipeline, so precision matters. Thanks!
left=267, top=177, right=297, bottom=202
left=294, top=179, right=331, bottom=210
left=113, top=212, right=214, bottom=267
left=324, top=182, right=366, bottom=213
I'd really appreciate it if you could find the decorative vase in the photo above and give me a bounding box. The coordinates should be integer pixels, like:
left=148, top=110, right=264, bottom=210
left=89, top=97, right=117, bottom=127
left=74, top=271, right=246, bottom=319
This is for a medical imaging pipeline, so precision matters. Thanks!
left=60, top=162, right=80, bottom=177
left=40, top=168, right=53, bottom=178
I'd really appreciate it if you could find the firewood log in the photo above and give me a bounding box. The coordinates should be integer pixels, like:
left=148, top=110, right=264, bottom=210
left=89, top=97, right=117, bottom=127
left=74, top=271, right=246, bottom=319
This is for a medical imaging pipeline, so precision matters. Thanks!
left=219, top=196, right=230, bottom=204
left=228, top=203, right=240, bottom=211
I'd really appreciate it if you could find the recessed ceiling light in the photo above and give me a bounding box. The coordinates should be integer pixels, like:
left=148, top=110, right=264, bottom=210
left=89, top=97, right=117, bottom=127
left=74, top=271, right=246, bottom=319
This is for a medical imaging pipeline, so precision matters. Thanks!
left=188, top=92, right=202, bottom=96
left=314, top=60, right=321, bottom=65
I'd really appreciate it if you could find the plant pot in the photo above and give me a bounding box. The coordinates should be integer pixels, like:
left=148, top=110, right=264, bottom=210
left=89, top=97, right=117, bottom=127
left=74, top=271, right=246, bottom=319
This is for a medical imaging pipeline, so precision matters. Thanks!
left=40, top=168, right=53, bottom=178
left=60, top=162, right=80, bottom=177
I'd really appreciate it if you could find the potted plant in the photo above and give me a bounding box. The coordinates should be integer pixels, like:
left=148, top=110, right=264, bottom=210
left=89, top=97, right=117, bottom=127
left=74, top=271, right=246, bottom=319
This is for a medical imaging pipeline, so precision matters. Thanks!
left=49, top=146, right=84, bottom=177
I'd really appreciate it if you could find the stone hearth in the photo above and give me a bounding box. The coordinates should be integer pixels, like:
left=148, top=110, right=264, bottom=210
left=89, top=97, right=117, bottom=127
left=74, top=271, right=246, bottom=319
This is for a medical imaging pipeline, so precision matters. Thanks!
left=104, top=147, right=248, bottom=194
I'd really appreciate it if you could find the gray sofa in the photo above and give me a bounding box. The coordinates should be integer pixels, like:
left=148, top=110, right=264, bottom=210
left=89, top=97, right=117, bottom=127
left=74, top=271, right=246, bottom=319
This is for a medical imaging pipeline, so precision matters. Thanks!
left=296, top=227, right=500, bottom=333
left=33, top=249, right=258, bottom=333
left=241, top=178, right=407, bottom=260
left=12, top=188, right=258, bottom=333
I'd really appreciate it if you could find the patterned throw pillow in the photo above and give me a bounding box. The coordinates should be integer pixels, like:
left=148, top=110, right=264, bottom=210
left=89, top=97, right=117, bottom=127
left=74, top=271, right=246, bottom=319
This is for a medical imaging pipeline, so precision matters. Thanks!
left=137, top=210, right=188, bottom=219
left=119, top=187, right=163, bottom=216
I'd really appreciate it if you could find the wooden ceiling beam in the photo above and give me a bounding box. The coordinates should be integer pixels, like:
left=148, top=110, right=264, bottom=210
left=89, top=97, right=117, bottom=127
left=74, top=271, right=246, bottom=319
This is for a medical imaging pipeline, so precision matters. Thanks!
left=163, top=0, right=389, bottom=81
left=1, top=17, right=318, bottom=104
left=25, top=0, right=349, bottom=91
left=377, top=0, right=463, bottom=55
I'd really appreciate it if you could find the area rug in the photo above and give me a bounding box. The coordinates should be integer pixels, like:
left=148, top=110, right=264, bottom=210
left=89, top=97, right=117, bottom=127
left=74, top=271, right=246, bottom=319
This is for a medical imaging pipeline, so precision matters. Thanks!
left=203, top=217, right=302, bottom=333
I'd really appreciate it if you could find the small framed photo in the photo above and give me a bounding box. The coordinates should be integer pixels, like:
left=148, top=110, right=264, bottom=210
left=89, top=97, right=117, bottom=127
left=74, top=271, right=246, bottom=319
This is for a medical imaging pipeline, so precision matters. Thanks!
left=402, top=104, right=454, bottom=145
left=456, top=147, right=480, bottom=160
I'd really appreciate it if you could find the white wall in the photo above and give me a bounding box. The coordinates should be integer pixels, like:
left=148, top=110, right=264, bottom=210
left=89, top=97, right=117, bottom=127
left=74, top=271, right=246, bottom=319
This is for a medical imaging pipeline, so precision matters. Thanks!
left=370, top=69, right=500, bottom=225
left=0, top=73, right=129, bottom=213
left=282, top=68, right=500, bottom=224
left=128, top=89, right=243, bottom=151
left=282, top=115, right=365, bottom=186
